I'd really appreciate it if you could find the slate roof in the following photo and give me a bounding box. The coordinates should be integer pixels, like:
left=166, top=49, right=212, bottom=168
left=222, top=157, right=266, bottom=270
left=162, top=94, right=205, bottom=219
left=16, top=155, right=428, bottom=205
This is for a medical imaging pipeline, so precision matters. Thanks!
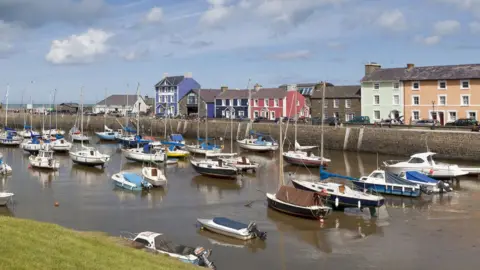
left=95, top=95, right=142, bottom=106
left=361, top=68, right=406, bottom=82
left=216, top=89, right=250, bottom=99
left=155, top=76, right=185, bottom=87
left=403, top=64, right=480, bottom=80
left=252, top=88, right=287, bottom=99
left=191, top=89, right=222, bottom=103
left=311, top=85, right=361, bottom=99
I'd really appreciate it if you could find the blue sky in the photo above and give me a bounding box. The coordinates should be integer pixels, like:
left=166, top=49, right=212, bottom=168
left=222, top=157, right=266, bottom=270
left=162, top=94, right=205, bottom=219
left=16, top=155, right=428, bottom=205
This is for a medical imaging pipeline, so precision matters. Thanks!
left=1, top=0, right=480, bottom=103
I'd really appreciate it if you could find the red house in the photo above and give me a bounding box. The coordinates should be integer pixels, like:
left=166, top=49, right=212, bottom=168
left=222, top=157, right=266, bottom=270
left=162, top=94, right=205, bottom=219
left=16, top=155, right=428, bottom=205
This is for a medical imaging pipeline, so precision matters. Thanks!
left=249, top=84, right=309, bottom=120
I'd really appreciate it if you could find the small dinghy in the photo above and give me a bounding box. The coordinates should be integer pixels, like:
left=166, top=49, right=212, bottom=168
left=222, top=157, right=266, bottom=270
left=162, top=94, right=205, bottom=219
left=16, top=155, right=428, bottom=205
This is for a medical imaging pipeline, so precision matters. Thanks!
left=354, top=170, right=421, bottom=197
left=197, top=217, right=267, bottom=241
left=142, top=167, right=167, bottom=187
left=112, top=172, right=153, bottom=191
left=128, top=231, right=216, bottom=269
left=399, top=171, right=453, bottom=194
left=0, top=192, right=14, bottom=206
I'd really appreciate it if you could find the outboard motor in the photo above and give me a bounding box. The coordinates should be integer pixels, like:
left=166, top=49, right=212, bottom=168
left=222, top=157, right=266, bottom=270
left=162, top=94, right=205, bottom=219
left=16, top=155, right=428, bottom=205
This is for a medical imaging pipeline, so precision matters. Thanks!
left=194, top=247, right=215, bottom=269
left=420, top=185, right=433, bottom=195
left=247, top=222, right=267, bottom=240
left=437, top=181, right=453, bottom=193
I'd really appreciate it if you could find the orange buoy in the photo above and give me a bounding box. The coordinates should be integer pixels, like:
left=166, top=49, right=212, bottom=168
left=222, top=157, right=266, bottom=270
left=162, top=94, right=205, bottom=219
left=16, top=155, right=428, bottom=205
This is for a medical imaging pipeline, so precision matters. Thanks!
left=54, top=202, right=59, bottom=207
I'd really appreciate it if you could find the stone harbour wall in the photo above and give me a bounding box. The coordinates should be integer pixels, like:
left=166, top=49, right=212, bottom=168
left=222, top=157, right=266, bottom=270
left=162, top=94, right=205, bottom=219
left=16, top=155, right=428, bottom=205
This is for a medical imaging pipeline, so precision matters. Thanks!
left=4, top=114, right=480, bottom=161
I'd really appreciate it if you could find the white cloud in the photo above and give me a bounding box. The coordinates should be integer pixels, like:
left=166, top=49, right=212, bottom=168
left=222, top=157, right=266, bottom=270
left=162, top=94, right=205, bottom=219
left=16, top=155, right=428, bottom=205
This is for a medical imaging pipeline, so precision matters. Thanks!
left=434, top=20, right=461, bottom=35
left=268, top=50, right=312, bottom=60
left=200, top=0, right=232, bottom=26
left=470, top=21, right=480, bottom=33
left=415, top=35, right=441, bottom=46
left=433, top=0, right=480, bottom=17
left=144, top=7, right=163, bottom=23
left=45, top=29, right=113, bottom=64
left=376, top=9, right=407, bottom=31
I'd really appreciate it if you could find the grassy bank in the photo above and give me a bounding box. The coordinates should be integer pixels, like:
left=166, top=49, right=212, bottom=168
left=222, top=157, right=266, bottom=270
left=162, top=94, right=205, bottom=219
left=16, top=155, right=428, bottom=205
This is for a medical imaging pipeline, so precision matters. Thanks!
left=0, top=216, right=197, bottom=270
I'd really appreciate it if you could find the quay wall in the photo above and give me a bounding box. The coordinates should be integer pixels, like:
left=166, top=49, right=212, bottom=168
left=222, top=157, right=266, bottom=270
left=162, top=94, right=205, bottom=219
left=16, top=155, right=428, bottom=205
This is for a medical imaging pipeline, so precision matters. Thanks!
left=3, top=114, right=480, bottom=161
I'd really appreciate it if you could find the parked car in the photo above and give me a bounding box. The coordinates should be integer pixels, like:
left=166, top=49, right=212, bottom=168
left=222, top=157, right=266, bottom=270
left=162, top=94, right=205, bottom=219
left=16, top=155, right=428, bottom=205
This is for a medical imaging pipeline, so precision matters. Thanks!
left=445, top=118, right=479, bottom=127
left=379, top=119, right=402, bottom=125
left=347, top=116, right=370, bottom=124
left=311, top=117, right=337, bottom=126
left=253, top=116, right=269, bottom=123
left=413, top=119, right=436, bottom=126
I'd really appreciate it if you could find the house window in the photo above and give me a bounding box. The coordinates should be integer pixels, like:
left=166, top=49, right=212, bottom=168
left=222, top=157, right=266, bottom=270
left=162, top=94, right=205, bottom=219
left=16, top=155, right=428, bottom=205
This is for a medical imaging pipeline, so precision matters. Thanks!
left=345, top=99, right=351, bottom=108
left=373, top=95, right=380, bottom=105
left=270, top=111, right=275, bottom=120
left=412, top=95, right=420, bottom=105
left=230, top=99, right=234, bottom=106
left=448, top=111, right=457, bottom=122
left=438, top=95, right=446, bottom=106
left=170, top=87, right=175, bottom=91
left=438, top=80, right=447, bottom=90
left=323, top=100, right=328, bottom=108
left=461, top=80, right=470, bottom=89
left=254, top=99, right=258, bottom=106
left=412, top=111, right=420, bottom=120
left=461, top=95, right=470, bottom=106
left=222, top=99, right=226, bottom=106
left=333, top=112, right=339, bottom=118
left=333, top=99, right=339, bottom=108
left=264, top=99, right=269, bottom=107
left=238, top=111, right=244, bottom=117
left=373, top=110, right=380, bottom=120
left=235, top=99, right=239, bottom=106
left=374, top=83, right=380, bottom=90
left=393, top=82, right=400, bottom=89
left=468, top=111, right=477, bottom=120
left=393, top=95, right=399, bottom=105
left=412, top=81, right=420, bottom=90
left=254, top=111, right=259, bottom=118
left=346, top=113, right=355, bottom=121
left=222, top=110, right=225, bottom=117
left=274, top=99, right=279, bottom=107
left=187, top=93, right=196, bottom=105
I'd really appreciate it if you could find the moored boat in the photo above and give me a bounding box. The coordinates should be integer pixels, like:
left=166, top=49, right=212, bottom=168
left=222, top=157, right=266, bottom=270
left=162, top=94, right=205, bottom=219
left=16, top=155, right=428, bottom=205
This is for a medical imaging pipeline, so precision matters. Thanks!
left=0, top=129, right=22, bottom=146
left=354, top=170, right=421, bottom=197
left=237, top=131, right=278, bottom=152
left=0, top=192, right=14, bottom=206
left=50, top=135, right=72, bottom=152
left=283, top=150, right=330, bottom=167
left=123, top=144, right=166, bottom=163
left=69, top=146, right=110, bottom=168
left=0, top=153, right=12, bottom=175
left=29, top=149, right=60, bottom=170
left=142, top=167, right=167, bottom=187
left=112, top=172, right=153, bottom=191
left=197, top=217, right=267, bottom=241
left=95, top=126, right=120, bottom=141
left=190, top=159, right=238, bottom=178
left=399, top=171, right=453, bottom=194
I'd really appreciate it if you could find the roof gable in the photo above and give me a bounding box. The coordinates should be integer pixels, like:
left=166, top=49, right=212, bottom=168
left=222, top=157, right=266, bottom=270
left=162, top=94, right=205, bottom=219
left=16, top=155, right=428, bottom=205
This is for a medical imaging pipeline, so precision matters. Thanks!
left=95, top=95, right=142, bottom=106
left=252, top=88, right=286, bottom=99
left=188, top=89, right=222, bottom=103
left=403, top=64, right=480, bottom=80
left=155, top=76, right=185, bottom=88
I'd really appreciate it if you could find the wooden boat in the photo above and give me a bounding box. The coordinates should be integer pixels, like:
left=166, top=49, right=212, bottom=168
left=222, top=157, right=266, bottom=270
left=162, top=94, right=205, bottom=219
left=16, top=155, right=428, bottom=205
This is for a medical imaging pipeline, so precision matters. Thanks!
left=353, top=170, right=421, bottom=197
left=127, top=231, right=215, bottom=269
left=190, top=159, right=238, bottom=178
left=142, top=167, right=167, bottom=187
left=197, top=217, right=267, bottom=241
left=0, top=192, right=14, bottom=206
left=111, top=172, right=153, bottom=191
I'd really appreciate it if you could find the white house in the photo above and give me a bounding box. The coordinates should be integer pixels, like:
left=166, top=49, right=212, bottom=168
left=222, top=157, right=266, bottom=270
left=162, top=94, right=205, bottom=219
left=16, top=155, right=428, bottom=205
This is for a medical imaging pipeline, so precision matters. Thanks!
left=93, top=95, right=149, bottom=115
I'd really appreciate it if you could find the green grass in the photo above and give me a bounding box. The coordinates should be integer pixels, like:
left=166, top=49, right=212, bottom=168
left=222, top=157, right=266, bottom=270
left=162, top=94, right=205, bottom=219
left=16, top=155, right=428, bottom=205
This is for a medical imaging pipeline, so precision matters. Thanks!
left=0, top=216, right=198, bottom=270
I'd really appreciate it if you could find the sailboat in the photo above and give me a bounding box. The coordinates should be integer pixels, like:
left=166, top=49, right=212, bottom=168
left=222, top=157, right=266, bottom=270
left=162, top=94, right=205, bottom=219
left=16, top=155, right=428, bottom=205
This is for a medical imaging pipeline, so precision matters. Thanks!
left=160, top=114, right=189, bottom=158
left=266, top=121, right=332, bottom=220
left=0, top=85, right=22, bottom=146
left=42, top=90, right=65, bottom=136
left=123, top=86, right=165, bottom=163
left=70, top=110, right=91, bottom=142
left=45, top=90, right=71, bottom=152
left=0, top=153, right=12, bottom=175
left=20, top=133, right=50, bottom=155
left=185, top=88, right=222, bottom=155
left=283, top=82, right=330, bottom=167
left=95, top=90, right=119, bottom=140
left=69, top=89, right=110, bottom=168
left=18, top=97, right=40, bottom=138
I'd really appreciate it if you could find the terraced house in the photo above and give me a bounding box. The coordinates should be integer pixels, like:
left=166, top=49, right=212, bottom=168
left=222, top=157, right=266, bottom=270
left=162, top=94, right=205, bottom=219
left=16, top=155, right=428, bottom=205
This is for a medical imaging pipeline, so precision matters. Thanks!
left=154, top=73, right=200, bottom=116
left=214, top=87, right=249, bottom=119
left=403, top=64, right=480, bottom=125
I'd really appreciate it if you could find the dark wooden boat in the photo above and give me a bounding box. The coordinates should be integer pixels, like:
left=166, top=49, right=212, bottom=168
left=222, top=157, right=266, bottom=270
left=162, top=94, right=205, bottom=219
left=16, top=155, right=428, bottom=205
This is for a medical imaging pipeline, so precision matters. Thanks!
left=190, top=159, right=238, bottom=179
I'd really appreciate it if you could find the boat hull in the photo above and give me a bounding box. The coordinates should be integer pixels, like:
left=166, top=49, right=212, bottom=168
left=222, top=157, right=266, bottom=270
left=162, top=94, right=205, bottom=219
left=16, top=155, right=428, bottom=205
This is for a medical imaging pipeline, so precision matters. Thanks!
left=142, top=168, right=167, bottom=187
left=69, top=153, right=108, bottom=167
left=283, top=155, right=328, bottom=167
left=291, top=180, right=385, bottom=209
left=95, top=132, right=118, bottom=141
left=191, top=162, right=238, bottom=179
left=237, top=141, right=278, bottom=152
left=123, top=150, right=165, bottom=163
left=266, top=193, right=331, bottom=219
left=197, top=219, right=253, bottom=241
left=352, top=181, right=421, bottom=197
left=185, top=145, right=222, bottom=155
left=0, top=193, right=14, bottom=206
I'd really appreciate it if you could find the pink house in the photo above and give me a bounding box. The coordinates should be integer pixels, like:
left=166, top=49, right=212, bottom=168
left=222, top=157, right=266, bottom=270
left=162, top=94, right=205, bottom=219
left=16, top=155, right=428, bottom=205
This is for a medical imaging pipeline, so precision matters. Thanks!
left=249, top=84, right=309, bottom=120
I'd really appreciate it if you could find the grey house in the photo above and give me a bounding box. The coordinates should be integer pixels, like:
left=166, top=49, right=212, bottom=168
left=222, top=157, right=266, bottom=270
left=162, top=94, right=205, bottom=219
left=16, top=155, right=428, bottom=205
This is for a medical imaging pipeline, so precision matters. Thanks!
left=310, top=85, right=361, bottom=122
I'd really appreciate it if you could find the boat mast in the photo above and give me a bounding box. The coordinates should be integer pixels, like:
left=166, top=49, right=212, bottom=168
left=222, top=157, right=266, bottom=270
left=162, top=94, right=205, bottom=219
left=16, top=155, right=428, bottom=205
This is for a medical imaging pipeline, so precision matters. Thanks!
left=136, top=83, right=140, bottom=137
left=5, top=84, right=9, bottom=127
left=30, top=97, right=33, bottom=130
left=49, top=91, right=52, bottom=136
left=54, top=89, right=58, bottom=130
left=104, top=88, right=107, bottom=131
left=320, top=81, right=326, bottom=160
left=294, top=85, right=297, bottom=151
left=197, top=88, right=200, bottom=145
left=21, top=89, right=25, bottom=127
left=80, top=87, right=84, bottom=148
left=279, top=120, right=284, bottom=186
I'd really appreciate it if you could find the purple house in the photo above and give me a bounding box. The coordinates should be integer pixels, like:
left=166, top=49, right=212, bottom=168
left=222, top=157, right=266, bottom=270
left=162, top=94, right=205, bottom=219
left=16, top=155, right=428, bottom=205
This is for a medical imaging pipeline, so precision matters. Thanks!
left=154, top=73, right=201, bottom=116
left=178, top=89, right=221, bottom=118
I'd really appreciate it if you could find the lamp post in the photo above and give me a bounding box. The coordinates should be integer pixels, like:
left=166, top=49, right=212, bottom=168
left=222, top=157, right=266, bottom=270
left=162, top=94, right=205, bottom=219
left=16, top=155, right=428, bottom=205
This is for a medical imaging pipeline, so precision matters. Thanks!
left=431, top=101, right=436, bottom=129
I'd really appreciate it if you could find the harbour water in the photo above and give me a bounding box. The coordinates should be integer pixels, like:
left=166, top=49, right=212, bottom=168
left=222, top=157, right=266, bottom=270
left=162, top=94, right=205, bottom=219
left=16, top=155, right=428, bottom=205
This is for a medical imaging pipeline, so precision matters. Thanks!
left=1, top=140, right=480, bottom=270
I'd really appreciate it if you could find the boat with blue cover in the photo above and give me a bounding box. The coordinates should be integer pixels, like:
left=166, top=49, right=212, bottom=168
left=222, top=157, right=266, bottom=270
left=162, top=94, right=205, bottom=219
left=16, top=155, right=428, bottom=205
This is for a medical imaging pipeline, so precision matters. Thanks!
left=20, top=134, right=50, bottom=154
left=185, top=138, right=223, bottom=155
left=162, top=142, right=189, bottom=158
left=95, top=126, right=120, bottom=141
left=117, top=126, right=152, bottom=148
left=111, top=172, right=153, bottom=191
left=164, top=134, right=186, bottom=146
left=399, top=171, right=453, bottom=194
left=291, top=167, right=385, bottom=210
left=197, top=217, right=267, bottom=241
left=237, top=130, right=278, bottom=152
left=354, top=170, right=421, bottom=197
left=18, top=125, right=40, bottom=138
left=0, top=128, right=22, bottom=146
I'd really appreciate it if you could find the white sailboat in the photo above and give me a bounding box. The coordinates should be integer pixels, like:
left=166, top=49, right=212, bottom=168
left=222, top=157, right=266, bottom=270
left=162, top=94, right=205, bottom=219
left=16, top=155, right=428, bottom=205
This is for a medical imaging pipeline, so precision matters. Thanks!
left=0, top=85, right=22, bottom=146
left=18, top=95, right=39, bottom=138
left=142, top=167, right=167, bottom=187
left=48, top=90, right=72, bottom=152
left=70, top=110, right=91, bottom=142
left=70, top=89, right=110, bottom=168
left=283, top=83, right=330, bottom=167
left=0, top=153, right=12, bottom=175
left=95, top=90, right=119, bottom=141
left=42, top=90, right=65, bottom=136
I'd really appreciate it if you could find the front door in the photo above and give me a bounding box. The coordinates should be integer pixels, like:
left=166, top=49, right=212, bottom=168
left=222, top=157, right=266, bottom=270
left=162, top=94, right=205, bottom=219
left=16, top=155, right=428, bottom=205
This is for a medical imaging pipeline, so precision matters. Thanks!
left=438, top=112, right=445, bottom=126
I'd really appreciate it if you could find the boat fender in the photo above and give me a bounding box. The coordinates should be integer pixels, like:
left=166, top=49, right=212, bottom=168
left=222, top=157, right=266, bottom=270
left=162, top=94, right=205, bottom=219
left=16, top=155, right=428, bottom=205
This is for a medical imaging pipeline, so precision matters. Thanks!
left=358, top=200, right=361, bottom=209
left=335, top=197, right=339, bottom=208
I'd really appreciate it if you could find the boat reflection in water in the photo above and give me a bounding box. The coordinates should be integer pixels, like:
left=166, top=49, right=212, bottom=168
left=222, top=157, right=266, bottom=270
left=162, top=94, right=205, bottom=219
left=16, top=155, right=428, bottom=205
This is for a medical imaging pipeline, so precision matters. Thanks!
left=70, top=164, right=106, bottom=186
left=197, top=228, right=267, bottom=252
left=113, top=186, right=167, bottom=208
left=191, top=175, right=243, bottom=203
left=266, top=208, right=384, bottom=254
left=29, top=169, right=59, bottom=188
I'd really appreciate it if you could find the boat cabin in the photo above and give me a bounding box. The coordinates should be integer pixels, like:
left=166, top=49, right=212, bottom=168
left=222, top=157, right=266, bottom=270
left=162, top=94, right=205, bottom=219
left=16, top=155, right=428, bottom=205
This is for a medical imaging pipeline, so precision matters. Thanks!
left=405, top=152, right=437, bottom=166
left=38, top=150, right=54, bottom=159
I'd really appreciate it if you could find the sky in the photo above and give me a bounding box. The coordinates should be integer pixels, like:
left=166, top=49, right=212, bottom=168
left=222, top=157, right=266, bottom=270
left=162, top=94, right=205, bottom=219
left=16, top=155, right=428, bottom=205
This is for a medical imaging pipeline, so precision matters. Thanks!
left=1, top=0, right=480, bottom=104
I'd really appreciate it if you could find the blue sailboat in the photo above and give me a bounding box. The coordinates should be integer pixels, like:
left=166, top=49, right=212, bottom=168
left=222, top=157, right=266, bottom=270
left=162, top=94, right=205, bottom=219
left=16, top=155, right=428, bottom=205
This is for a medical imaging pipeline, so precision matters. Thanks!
left=117, top=126, right=152, bottom=148
left=291, top=167, right=385, bottom=210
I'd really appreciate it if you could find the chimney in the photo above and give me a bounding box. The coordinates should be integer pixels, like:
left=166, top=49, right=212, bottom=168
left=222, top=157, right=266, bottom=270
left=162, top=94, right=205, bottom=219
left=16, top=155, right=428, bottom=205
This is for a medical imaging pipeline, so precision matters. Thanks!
left=286, top=84, right=297, bottom=92
left=253, top=83, right=262, bottom=91
left=406, top=63, right=415, bottom=70
left=163, top=72, right=168, bottom=78
left=185, top=72, right=192, bottom=78
left=220, top=86, right=228, bottom=92
left=364, top=62, right=381, bottom=75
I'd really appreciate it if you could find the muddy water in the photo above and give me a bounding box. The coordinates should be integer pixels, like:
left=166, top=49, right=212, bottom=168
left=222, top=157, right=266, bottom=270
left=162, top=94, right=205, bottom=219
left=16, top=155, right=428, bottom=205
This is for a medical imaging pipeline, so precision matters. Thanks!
left=1, top=141, right=479, bottom=270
